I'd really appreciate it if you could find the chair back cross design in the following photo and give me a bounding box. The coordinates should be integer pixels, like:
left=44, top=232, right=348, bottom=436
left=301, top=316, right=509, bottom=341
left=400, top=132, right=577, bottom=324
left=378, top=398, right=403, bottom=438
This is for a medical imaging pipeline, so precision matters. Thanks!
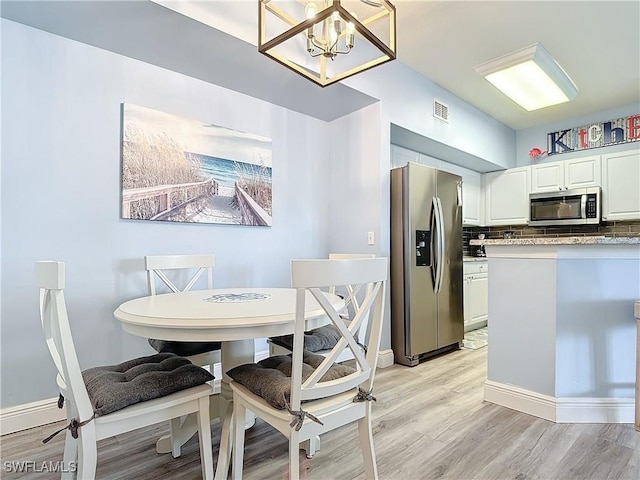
left=290, top=258, right=386, bottom=405
left=146, top=254, right=214, bottom=295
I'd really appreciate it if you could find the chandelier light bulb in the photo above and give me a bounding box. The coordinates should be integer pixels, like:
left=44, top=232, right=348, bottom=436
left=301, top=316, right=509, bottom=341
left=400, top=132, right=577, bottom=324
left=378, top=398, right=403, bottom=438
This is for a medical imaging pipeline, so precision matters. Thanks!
left=346, top=12, right=356, bottom=49
left=305, top=2, right=318, bottom=19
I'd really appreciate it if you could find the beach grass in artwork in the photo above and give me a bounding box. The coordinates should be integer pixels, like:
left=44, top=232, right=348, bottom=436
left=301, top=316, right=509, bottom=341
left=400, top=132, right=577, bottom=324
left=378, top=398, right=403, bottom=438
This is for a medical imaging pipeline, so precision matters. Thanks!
left=121, top=103, right=273, bottom=226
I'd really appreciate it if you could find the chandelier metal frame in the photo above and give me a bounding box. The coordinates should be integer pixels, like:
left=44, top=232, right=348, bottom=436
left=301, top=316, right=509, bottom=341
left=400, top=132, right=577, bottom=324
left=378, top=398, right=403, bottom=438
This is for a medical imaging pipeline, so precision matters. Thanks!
left=258, top=0, right=396, bottom=87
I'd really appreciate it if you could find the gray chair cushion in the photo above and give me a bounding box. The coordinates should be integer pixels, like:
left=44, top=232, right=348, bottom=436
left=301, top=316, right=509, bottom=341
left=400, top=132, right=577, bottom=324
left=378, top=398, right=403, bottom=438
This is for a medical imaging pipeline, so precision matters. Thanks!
left=82, top=353, right=214, bottom=416
left=148, top=339, right=222, bottom=357
left=269, top=325, right=342, bottom=353
left=227, top=352, right=355, bottom=410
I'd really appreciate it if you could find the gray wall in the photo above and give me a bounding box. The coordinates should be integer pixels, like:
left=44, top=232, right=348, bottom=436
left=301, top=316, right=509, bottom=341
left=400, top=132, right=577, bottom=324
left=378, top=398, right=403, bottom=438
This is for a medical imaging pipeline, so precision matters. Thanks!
left=0, top=20, right=332, bottom=408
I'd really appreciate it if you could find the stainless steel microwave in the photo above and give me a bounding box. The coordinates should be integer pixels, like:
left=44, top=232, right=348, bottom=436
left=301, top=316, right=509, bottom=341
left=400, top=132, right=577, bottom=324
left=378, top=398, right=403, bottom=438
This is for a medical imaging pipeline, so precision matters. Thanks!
left=529, top=187, right=601, bottom=226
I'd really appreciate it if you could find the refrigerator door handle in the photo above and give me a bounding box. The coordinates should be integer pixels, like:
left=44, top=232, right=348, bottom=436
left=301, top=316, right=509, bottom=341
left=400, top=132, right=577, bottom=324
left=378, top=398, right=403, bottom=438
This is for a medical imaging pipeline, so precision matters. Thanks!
left=433, top=197, right=445, bottom=293
left=430, top=197, right=438, bottom=292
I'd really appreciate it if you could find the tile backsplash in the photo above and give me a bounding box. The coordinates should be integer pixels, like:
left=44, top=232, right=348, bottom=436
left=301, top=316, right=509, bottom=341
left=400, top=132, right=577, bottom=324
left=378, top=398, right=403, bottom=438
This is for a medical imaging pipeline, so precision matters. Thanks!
left=463, top=220, right=640, bottom=256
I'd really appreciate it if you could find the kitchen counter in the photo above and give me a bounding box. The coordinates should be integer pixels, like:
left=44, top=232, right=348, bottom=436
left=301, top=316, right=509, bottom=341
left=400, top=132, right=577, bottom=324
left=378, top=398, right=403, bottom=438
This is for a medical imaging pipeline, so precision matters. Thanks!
left=463, top=256, right=487, bottom=262
left=482, top=240, right=639, bottom=424
left=470, top=236, right=640, bottom=246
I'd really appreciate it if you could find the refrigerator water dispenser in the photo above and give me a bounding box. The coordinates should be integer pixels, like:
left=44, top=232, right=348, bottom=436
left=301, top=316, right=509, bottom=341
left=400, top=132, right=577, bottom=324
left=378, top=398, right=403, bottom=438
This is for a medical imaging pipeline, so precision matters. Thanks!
left=416, top=230, right=431, bottom=266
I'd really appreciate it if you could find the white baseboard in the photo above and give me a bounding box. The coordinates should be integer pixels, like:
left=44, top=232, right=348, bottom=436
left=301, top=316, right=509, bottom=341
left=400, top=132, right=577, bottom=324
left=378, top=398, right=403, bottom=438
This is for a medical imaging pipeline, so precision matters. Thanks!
left=556, top=397, right=635, bottom=423
left=377, top=349, right=394, bottom=369
left=484, top=380, right=556, bottom=421
left=484, top=380, right=635, bottom=423
left=1, top=397, right=66, bottom=436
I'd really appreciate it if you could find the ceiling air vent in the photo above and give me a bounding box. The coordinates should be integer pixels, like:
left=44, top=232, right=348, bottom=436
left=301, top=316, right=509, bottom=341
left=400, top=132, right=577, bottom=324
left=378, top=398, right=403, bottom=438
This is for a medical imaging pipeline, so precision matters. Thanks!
left=433, top=99, right=449, bottom=122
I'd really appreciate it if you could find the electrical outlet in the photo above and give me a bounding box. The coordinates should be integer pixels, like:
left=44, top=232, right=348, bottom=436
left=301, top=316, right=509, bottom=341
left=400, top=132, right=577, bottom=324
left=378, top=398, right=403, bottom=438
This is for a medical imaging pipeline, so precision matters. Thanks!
left=367, top=231, right=375, bottom=245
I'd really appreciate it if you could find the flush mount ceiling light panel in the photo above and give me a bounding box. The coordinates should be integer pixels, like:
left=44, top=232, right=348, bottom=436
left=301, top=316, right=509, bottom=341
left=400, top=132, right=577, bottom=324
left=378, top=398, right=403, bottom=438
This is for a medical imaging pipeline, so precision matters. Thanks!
left=258, top=0, right=396, bottom=87
left=474, top=43, right=578, bottom=111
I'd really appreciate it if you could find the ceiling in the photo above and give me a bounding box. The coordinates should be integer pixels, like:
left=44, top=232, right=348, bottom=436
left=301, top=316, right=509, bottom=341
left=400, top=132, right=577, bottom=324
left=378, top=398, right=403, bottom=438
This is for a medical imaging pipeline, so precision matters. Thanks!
left=395, top=1, right=640, bottom=130
left=2, top=1, right=639, bottom=131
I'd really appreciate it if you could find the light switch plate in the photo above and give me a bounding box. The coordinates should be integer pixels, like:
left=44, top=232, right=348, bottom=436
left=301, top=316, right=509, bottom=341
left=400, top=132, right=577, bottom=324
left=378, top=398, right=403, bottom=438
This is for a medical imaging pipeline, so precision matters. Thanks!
left=367, top=231, right=375, bottom=245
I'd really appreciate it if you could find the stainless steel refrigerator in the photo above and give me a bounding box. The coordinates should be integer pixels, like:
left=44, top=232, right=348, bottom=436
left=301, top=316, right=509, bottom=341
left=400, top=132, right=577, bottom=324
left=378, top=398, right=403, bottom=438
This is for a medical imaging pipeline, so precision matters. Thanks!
left=390, top=162, right=464, bottom=366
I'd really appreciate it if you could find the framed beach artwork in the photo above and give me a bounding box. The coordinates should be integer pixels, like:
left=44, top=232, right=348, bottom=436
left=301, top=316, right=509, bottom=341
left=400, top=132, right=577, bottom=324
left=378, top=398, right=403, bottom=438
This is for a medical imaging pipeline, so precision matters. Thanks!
left=120, top=103, right=273, bottom=226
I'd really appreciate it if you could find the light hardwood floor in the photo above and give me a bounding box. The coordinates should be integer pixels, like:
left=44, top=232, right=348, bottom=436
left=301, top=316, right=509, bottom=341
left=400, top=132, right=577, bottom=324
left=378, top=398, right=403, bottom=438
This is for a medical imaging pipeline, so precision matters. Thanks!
left=1, top=347, right=638, bottom=479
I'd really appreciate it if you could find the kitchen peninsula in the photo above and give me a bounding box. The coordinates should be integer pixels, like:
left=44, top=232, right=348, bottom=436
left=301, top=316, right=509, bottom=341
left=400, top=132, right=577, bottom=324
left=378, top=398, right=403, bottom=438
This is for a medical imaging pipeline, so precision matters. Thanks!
left=470, top=236, right=640, bottom=423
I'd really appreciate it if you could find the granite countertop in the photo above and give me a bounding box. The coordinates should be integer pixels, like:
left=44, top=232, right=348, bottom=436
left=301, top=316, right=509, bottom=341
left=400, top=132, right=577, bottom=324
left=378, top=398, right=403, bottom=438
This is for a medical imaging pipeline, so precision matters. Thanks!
left=463, top=256, right=488, bottom=262
left=470, top=236, right=640, bottom=246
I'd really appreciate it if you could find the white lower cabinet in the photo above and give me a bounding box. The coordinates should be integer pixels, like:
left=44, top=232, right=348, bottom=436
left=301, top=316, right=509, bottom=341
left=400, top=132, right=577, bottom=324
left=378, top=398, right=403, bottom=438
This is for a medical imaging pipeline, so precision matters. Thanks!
left=464, top=261, right=488, bottom=332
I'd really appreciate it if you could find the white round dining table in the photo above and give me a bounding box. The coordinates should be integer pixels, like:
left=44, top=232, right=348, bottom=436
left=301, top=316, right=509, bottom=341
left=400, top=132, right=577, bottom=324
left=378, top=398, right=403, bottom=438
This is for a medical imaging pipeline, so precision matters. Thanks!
left=114, top=287, right=344, bottom=477
left=115, top=287, right=341, bottom=342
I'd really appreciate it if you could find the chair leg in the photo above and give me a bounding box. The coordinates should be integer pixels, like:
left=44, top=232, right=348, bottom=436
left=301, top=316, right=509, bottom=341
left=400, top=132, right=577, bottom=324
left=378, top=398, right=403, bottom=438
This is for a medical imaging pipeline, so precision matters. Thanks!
left=62, top=429, right=78, bottom=480
left=288, top=431, right=300, bottom=480
left=357, top=403, right=378, bottom=480
left=196, top=397, right=214, bottom=480
left=214, top=402, right=234, bottom=480
left=77, top=426, right=98, bottom=480
left=170, top=417, right=183, bottom=458
left=232, top=401, right=247, bottom=480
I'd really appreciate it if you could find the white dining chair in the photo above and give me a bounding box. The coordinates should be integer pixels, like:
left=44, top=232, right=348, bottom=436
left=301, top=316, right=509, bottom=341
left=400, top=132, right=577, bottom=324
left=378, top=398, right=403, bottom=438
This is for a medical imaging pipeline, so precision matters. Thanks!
left=268, top=253, right=376, bottom=458
left=224, top=257, right=387, bottom=480
left=145, top=254, right=222, bottom=371
left=36, top=261, right=214, bottom=480
left=145, top=254, right=222, bottom=457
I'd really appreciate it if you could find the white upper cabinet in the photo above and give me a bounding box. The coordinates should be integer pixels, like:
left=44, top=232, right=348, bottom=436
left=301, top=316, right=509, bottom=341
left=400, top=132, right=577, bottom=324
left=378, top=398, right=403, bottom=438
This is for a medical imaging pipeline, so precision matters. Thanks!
left=601, top=149, right=640, bottom=221
left=440, top=163, right=482, bottom=226
left=484, top=166, right=531, bottom=226
left=530, top=155, right=601, bottom=193
left=565, top=155, right=602, bottom=190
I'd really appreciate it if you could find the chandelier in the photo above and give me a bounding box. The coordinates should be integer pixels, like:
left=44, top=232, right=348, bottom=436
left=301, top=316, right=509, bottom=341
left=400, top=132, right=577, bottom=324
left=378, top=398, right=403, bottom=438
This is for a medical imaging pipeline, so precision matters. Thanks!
left=258, top=0, right=396, bottom=87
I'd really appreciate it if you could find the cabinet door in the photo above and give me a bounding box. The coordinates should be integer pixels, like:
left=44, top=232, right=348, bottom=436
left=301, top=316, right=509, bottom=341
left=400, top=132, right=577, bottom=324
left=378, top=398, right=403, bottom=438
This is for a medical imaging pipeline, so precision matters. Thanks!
left=601, top=150, right=640, bottom=221
left=463, top=275, right=471, bottom=327
left=484, top=167, right=531, bottom=225
left=531, top=161, right=564, bottom=193
left=440, top=162, right=482, bottom=226
left=564, top=155, right=601, bottom=190
left=468, top=274, right=489, bottom=324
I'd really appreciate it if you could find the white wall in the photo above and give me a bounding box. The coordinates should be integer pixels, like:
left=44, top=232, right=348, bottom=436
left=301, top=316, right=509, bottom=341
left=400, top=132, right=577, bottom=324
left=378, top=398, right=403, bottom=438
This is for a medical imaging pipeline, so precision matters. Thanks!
left=327, top=104, right=383, bottom=256
left=516, top=103, right=640, bottom=166
left=0, top=20, right=331, bottom=408
left=556, top=257, right=638, bottom=398
left=487, top=257, right=558, bottom=396
left=326, top=104, right=392, bottom=346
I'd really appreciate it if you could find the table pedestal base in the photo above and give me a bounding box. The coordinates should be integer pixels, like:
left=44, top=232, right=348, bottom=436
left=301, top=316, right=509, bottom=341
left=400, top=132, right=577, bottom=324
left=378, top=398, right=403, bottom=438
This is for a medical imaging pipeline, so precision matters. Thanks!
left=156, top=339, right=257, bottom=457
